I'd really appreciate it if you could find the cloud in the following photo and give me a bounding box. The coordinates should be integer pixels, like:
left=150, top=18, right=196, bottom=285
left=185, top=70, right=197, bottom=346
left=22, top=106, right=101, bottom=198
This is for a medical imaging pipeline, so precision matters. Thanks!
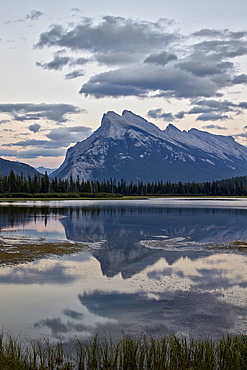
left=36, top=53, right=70, bottom=71
left=95, top=52, right=139, bottom=66
left=144, top=51, right=177, bottom=65
left=35, top=16, right=179, bottom=68
left=28, top=123, right=41, bottom=133
left=192, top=39, right=247, bottom=59
left=4, top=125, right=93, bottom=160
left=46, top=126, right=92, bottom=145
left=0, top=103, right=84, bottom=123
left=72, top=57, right=89, bottom=66
left=147, top=108, right=175, bottom=121
left=196, top=113, right=229, bottom=121
left=65, top=69, right=84, bottom=80
left=202, top=124, right=227, bottom=130
left=63, top=309, right=84, bottom=320
left=232, top=74, right=247, bottom=84
left=175, top=111, right=185, bottom=119
left=192, top=28, right=247, bottom=40
left=6, top=139, right=49, bottom=147
left=35, top=16, right=178, bottom=54
left=189, top=99, right=236, bottom=114
left=239, top=102, right=247, bottom=109
left=178, top=60, right=233, bottom=77
left=25, top=10, right=43, bottom=21
left=0, top=148, right=18, bottom=157
left=172, top=97, right=247, bottom=123
left=16, top=148, right=66, bottom=158
left=71, top=8, right=81, bottom=13
left=79, top=64, right=219, bottom=99
left=192, top=29, right=227, bottom=38
left=34, top=16, right=247, bottom=123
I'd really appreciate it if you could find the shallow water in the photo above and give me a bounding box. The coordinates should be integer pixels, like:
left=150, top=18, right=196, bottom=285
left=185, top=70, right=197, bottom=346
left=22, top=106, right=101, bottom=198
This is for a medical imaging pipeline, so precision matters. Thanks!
left=1, top=197, right=247, bottom=341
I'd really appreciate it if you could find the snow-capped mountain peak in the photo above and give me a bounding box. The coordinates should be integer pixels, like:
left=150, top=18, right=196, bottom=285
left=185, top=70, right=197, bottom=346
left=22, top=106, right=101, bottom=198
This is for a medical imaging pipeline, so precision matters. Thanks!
left=51, top=110, right=247, bottom=183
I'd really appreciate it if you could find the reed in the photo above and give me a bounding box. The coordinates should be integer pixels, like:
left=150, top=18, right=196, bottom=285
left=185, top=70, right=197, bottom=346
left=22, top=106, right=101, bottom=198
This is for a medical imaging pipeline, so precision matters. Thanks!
left=1, top=332, right=247, bottom=369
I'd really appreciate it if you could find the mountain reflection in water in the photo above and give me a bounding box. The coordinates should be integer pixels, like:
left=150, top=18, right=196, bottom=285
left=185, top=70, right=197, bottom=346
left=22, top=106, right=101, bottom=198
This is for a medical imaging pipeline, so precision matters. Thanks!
left=1, top=198, right=247, bottom=341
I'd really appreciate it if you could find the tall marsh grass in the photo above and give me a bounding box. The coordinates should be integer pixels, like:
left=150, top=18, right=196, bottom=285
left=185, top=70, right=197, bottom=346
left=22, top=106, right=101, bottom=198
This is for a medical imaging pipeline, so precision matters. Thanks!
left=1, top=332, right=247, bottom=369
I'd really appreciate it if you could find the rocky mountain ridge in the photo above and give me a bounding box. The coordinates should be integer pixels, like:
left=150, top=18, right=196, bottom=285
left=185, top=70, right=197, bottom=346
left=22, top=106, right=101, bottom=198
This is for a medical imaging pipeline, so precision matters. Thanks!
left=32, top=110, right=247, bottom=182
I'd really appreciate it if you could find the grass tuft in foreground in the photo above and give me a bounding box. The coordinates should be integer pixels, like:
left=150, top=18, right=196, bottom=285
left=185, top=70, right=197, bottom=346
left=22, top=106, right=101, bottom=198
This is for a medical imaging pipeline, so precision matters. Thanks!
left=1, top=332, right=247, bottom=369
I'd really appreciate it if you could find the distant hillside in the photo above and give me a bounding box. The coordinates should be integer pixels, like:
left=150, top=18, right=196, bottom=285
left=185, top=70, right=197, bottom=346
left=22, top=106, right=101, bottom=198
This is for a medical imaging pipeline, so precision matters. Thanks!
left=36, top=166, right=56, bottom=175
left=0, top=157, right=41, bottom=177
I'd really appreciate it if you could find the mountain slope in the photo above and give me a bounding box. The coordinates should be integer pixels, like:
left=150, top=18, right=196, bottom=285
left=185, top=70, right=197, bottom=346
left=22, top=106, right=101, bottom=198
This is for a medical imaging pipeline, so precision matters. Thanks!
left=51, top=110, right=247, bottom=183
left=0, top=157, right=41, bottom=177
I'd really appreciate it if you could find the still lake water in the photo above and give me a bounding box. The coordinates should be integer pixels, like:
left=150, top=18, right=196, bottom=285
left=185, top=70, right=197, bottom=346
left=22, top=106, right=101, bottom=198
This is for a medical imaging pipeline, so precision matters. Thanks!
left=1, top=197, right=247, bottom=341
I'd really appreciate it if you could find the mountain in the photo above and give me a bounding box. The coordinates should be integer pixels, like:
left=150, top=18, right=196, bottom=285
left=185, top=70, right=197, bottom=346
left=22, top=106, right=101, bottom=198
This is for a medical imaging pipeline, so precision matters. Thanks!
left=51, top=110, right=247, bottom=183
left=0, top=157, right=40, bottom=177
left=36, top=166, right=56, bottom=175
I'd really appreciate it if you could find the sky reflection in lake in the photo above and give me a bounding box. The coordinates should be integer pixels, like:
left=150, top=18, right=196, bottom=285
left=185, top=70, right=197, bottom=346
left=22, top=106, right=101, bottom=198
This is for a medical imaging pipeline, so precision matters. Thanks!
left=0, top=198, right=247, bottom=341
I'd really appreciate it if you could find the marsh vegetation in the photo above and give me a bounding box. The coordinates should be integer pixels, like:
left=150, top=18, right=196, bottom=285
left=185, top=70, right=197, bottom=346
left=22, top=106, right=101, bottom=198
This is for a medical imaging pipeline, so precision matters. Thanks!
left=1, top=332, right=247, bottom=369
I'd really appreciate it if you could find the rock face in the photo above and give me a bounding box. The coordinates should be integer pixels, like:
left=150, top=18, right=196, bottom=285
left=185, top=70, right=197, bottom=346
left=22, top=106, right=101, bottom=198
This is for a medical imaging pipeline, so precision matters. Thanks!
left=51, top=110, right=247, bottom=183
left=0, top=157, right=41, bottom=177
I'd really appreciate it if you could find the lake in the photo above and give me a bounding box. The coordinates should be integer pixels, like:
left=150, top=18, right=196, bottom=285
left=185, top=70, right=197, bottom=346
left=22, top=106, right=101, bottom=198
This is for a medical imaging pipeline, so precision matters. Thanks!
left=1, top=197, right=247, bottom=342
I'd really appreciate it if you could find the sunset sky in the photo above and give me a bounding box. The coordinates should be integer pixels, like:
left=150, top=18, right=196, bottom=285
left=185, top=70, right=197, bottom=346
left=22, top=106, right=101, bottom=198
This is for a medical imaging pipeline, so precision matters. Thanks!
left=1, top=0, right=247, bottom=169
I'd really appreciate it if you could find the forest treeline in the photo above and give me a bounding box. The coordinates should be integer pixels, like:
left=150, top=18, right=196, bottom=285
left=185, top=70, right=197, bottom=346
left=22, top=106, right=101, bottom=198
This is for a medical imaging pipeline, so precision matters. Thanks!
left=1, top=170, right=247, bottom=197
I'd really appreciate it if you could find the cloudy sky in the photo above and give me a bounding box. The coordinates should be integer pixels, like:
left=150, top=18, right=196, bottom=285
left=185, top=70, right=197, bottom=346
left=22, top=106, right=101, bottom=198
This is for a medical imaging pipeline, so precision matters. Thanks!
left=1, top=0, right=247, bottom=169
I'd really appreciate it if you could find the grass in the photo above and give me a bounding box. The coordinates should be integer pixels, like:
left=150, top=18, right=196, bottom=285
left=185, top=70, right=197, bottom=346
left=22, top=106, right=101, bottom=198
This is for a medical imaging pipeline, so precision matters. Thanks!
left=207, top=240, right=247, bottom=254
left=0, top=237, right=87, bottom=266
left=1, top=332, right=247, bottom=369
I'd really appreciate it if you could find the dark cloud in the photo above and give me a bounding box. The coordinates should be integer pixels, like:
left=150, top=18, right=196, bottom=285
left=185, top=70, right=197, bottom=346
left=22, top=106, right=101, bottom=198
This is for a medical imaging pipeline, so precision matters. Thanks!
left=79, top=64, right=219, bottom=98
left=196, top=113, right=229, bottom=121
left=147, top=108, right=163, bottom=119
left=35, top=16, right=178, bottom=54
left=16, top=146, right=66, bottom=159
left=0, top=148, right=18, bottom=157
left=65, top=69, right=84, bottom=80
left=178, top=60, right=233, bottom=77
left=180, top=98, right=247, bottom=122
left=71, top=8, right=80, bottom=12
left=147, top=108, right=174, bottom=121
left=4, top=126, right=92, bottom=159
left=63, top=309, right=84, bottom=320
left=234, top=131, right=247, bottom=139
left=36, top=53, right=90, bottom=73
left=202, top=124, right=227, bottom=130
left=0, top=103, right=83, bottom=123
left=34, top=318, right=69, bottom=338
left=6, top=139, right=49, bottom=147
left=175, top=111, right=185, bottom=119
left=230, top=31, right=247, bottom=39
left=36, top=54, right=70, bottom=71
left=188, top=99, right=236, bottom=115
left=232, top=74, right=247, bottom=84
left=239, top=102, right=247, bottom=109
left=72, top=57, right=90, bottom=66
left=192, top=29, right=226, bottom=38
left=46, top=126, right=92, bottom=144
left=34, top=16, right=247, bottom=123
left=28, top=123, right=41, bottom=133
left=95, top=52, right=139, bottom=66
left=144, top=51, right=177, bottom=65
left=192, top=39, right=247, bottom=59
left=192, top=28, right=247, bottom=40
left=17, top=148, right=66, bottom=158
left=25, top=10, right=43, bottom=21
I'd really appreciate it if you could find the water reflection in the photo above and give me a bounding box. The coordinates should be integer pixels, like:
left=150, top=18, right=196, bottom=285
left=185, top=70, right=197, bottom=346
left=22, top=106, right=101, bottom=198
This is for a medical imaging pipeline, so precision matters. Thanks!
left=1, top=199, right=247, bottom=341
